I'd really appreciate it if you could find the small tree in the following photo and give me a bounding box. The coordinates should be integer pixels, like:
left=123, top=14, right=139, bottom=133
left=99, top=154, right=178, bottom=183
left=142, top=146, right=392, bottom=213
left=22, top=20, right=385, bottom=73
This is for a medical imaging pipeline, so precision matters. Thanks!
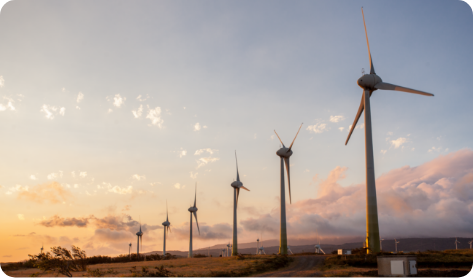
left=29, top=246, right=87, bottom=277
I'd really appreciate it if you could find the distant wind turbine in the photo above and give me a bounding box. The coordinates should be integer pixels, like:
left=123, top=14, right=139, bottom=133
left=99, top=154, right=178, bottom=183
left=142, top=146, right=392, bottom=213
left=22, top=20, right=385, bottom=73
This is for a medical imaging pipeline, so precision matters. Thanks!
left=274, top=123, right=303, bottom=254
left=345, top=8, right=434, bottom=254
left=41, top=243, right=43, bottom=254
left=136, top=224, right=143, bottom=257
left=162, top=201, right=171, bottom=256
left=380, top=239, right=385, bottom=251
left=455, top=238, right=460, bottom=250
left=256, top=238, right=260, bottom=255
left=188, top=183, right=200, bottom=258
left=468, top=240, right=472, bottom=249
left=394, top=239, right=400, bottom=253
left=230, top=151, right=250, bottom=256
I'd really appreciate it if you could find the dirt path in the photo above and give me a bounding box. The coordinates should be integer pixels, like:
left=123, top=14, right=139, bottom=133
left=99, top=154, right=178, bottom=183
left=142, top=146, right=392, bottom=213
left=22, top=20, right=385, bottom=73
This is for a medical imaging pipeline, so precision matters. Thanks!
left=255, top=255, right=326, bottom=277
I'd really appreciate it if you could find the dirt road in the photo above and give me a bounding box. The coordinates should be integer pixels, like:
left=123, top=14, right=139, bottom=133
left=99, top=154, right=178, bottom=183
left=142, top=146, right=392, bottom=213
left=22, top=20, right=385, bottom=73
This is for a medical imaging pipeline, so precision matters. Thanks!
left=255, top=255, right=326, bottom=277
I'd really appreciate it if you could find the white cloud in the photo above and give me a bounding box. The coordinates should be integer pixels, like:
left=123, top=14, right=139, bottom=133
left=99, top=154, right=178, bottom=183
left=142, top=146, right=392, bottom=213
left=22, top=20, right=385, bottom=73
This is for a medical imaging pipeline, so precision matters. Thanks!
left=146, top=106, right=164, bottom=128
left=107, top=109, right=113, bottom=113
left=330, top=115, right=345, bottom=123
left=18, top=214, right=24, bottom=220
left=79, top=172, right=87, bottom=178
left=381, top=150, right=387, bottom=155
left=178, top=148, right=187, bottom=158
left=338, top=127, right=344, bottom=132
left=194, top=123, right=201, bottom=131
left=387, top=132, right=393, bottom=136
left=304, top=169, right=310, bottom=173
left=196, top=157, right=220, bottom=169
left=77, top=92, right=84, bottom=103
left=40, top=105, right=65, bottom=119
left=190, top=172, right=198, bottom=179
left=47, top=172, right=63, bottom=180
left=306, top=123, right=327, bottom=134
left=391, top=137, right=407, bottom=149
left=6, top=184, right=29, bottom=195
left=136, top=94, right=150, bottom=102
left=108, top=185, right=133, bottom=195
left=30, top=175, right=37, bottom=180
left=348, top=123, right=364, bottom=131
left=0, top=76, right=4, bottom=87
left=112, top=94, right=125, bottom=108
left=270, top=135, right=275, bottom=140
left=132, top=174, right=146, bottom=181
left=149, top=182, right=161, bottom=186
left=429, top=146, right=443, bottom=153
left=132, top=105, right=143, bottom=118
left=194, top=148, right=216, bottom=155
left=174, top=183, right=181, bottom=189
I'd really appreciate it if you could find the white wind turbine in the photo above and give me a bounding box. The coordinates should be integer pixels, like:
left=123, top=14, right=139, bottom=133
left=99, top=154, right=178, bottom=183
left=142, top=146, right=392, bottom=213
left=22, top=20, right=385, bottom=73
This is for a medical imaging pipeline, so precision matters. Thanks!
left=162, top=201, right=171, bottom=256
left=256, top=238, right=260, bottom=255
left=468, top=240, right=472, bottom=249
left=394, top=239, right=400, bottom=253
left=258, top=233, right=266, bottom=255
left=221, top=248, right=226, bottom=257
left=287, top=246, right=294, bottom=255
left=380, top=239, right=385, bottom=251
left=345, top=8, right=434, bottom=254
left=231, top=151, right=250, bottom=256
left=274, top=123, right=303, bottom=254
left=188, top=183, right=200, bottom=258
left=136, top=224, right=143, bottom=257
left=455, top=238, right=460, bottom=250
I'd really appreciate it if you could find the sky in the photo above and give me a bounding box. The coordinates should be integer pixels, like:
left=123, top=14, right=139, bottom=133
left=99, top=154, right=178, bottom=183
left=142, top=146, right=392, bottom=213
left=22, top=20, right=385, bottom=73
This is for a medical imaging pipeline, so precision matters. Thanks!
left=0, top=0, right=473, bottom=262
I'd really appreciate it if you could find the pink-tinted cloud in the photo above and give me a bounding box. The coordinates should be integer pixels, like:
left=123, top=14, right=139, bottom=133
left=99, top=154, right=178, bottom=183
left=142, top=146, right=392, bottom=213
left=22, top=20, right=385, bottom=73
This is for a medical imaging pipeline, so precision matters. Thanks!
left=241, top=149, right=473, bottom=241
left=17, top=182, right=72, bottom=204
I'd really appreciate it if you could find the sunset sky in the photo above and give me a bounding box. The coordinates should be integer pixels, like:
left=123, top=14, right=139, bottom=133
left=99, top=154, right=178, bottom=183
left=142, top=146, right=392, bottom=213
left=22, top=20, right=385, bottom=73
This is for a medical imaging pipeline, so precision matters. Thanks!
left=1, top=0, right=473, bottom=262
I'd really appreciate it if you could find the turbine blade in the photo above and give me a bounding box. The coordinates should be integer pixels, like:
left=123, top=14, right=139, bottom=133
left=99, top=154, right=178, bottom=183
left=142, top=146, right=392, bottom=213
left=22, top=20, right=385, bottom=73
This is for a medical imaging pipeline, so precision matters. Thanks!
left=241, top=186, right=250, bottom=191
left=193, top=212, right=200, bottom=234
left=236, top=187, right=240, bottom=208
left=374, top=82, right=434, bottom=97
left=166, top=200, right=168, bottom=222
left=274, top=130, right=285, bottom=147
left=288, top=123, right=303, bottom=151
left=194, top=183, right=197, bottom=207
left=345, top=91, right=365, bottom=145
left=284, top=157, right=292, bottom=204
left=235, top=151, right=240, bottom=182
left=362, top=7, right=375, bottom=74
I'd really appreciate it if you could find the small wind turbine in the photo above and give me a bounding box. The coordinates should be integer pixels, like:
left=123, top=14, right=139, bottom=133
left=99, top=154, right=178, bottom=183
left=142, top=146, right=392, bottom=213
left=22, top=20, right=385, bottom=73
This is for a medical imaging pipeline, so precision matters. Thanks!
left=380, top=239, right=385, bottom=251
left=129, top=243, right=132, bottom=259
left=345, top=8, right=434, bottom=254
left=274, top=123, right=303, bottom=254
left=226, top=242, right=231, bottom=257
left=468, top=240, right=472, bottom=249
left=256, top=238, right=260, bottom=255
left=162, top=201, right=171, bottom=256
left=221, top=248, right=226, bottom=257
left=258, top=233, right=266, bottom=255
left=230, top=151, right=250, bottom=256
left=136, top=224, right=143, bottom=257
left=288, top=246, right=294, bottom=255
left=394, top=239, right=400, bottom=253
left=455, top=238, right=460, bottom=250
left=40, top=243, right=43, bottom=254
left=188, top=183, right=200, bottom=258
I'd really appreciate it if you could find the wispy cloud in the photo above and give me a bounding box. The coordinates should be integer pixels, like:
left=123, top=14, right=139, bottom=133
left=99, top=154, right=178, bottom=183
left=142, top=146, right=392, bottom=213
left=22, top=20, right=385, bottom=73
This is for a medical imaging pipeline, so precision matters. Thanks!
left=306, top=123, right=327, bottom=134
left=136, top=94, right=150, bottom=102
left=132, top=174, right=146, bottom=181
left=30, top=175, right=37, bottom=180
left=18, top=214, right=25, bottom=220
left=196, top=157, right=220, bottom=169
left=0, top=76, right=4, bottom=87
left=190, top=172, right=198, bottom=179
left=112, top=94, right=125, bottom=108
left=40, top=105, right=65, bottom=119
left=76, top=92, right=84, bottom=103
left=381, top=150, right=387, bottom=155
left=338, top=127, right=344, bottom=132
left=132, top=105, right=143, bottom=118
left=391, top=137, right=407, bottom=149
left=16, top=182, right=72, bottom=204
left=146, top=106, right=164, bottom=128
left=330, top=115, right=345, bottom=123
left=194, top=148, right=217, bottom=155
left=178, top=148, right=187, bottom=158
left=194, top=122, right=201, bottom=131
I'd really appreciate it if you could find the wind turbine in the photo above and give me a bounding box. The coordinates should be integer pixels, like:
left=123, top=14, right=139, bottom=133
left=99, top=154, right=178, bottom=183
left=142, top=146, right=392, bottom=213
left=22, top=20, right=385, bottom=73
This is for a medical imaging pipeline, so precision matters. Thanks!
left=136, top=224, right=143, bottom=257
left=258, top=233, right=266, bottom=255
left=345, top=8, right=434, bottom=254
left=256, top=238, right=260, bottom=255
left=468, top=240, right=472, bottom=249
left=455, top=238, right=460, bottom=250
left=288, top=246, right=294, bottom=255
left=129, top=243, right=132, bottom=259
left=380, top=239, right=385, bottom=251
left=274, top=123, right=303, bottom=254
left=394, top=239, right=400, bottom=253
left=162, top=201, right=171, bottom=256
left=188, top=183, right=200, bottom=258
left=230, top=151, right=250, bottom=256
left=40, top=243, right=43, bottom=254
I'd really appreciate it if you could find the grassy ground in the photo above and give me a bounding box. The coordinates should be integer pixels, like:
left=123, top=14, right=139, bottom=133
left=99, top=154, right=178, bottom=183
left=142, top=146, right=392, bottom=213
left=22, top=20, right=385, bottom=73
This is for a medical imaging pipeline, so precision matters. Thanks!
left=3, top=255, right=292, bottom=277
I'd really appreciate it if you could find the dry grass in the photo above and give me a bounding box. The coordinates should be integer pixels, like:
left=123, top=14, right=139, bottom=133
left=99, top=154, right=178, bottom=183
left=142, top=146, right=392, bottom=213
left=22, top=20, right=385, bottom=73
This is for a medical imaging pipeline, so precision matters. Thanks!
left=3, top=255, right=280, bottom=277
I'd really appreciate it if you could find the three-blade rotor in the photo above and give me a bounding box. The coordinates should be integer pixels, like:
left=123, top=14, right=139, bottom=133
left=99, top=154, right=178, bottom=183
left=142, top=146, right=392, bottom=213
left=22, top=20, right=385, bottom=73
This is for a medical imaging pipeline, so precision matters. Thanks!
left=233, top=151, right=249, bottom=207
left=345, top=8, right=434, bottom=146
left=191, top=183, right=200, bottom=235
left=274, top=123, right=303, bottom=204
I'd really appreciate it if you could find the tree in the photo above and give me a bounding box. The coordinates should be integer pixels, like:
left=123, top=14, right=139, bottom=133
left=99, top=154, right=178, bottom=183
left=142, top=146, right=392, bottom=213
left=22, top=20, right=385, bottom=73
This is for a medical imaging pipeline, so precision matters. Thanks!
left=28, top=245, right=87, bottom=277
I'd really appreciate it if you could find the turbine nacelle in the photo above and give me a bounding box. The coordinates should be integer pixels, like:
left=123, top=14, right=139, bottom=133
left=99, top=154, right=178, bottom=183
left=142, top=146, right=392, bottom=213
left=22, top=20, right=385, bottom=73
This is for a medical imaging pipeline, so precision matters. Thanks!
left=276, top=147, right=293, bottom=158
left=357, top=74, right=382, bottom=90
left=136, top=231, right=143, bottom=236
left=231, top=180, right=243, bottom=189
left=162, top=221, right=170, bottom=226
left=188, top=207, right=198, bottom=213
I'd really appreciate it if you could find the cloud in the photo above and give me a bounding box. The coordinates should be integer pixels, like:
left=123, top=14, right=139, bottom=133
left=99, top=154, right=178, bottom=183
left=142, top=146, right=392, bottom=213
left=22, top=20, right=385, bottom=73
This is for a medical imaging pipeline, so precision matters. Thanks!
left=111, top=94, right=125, bottom=108
left=194, top=123, right=201, bottom=131
left=16, top=182, right=72, bottom=204
left=387, top=132, right=393, bottom=136
left=306, top=123, right=327, bottom=134
left=5, top=184, right=29, bottom=195
left=174, top=183, right=182, bottom=189
left=338, top=127, right=344, bottom=132
left=108, top=185, right=133, bottom=195
left=0, top=76, right=4, bottom=87
left=190, top=172, right=198, bottom=179
left=0, top=96, right=15, bottom=112
left=47, top=171, right=63, bottom=180
left=330, top=115, right=345, bottom=123
left=194, top=148, right=216, bottom=155
left=40, top=105, right=65, bottom=119
left=146, top=106, right=164, bottom=128
left=172, top=223, right=232, bottom=241
left=132, top=174, right=146, bottom=181
left=136, top=94, right=150, bottom=102
left=38, top=215, right=90, bottom=228
left=391, top=137, right=407, bottom=148
left=196, top=157, right=220, bottom=169
left=18, top=214, right=25, bottom=220
left=30, top=175, right=37, bottom=180
left=132, top=105, right=143, bottom=118
left=178, top=148, right=187, bottom=158
left=79, top=172, right=87, bottom=178
left=149, top=182, right=161, bottom=186
left=76, top=92, right=84, bottom=103
left=381, top=150, right=387, bottom=155
left=241, top=149, right=473, bottom=239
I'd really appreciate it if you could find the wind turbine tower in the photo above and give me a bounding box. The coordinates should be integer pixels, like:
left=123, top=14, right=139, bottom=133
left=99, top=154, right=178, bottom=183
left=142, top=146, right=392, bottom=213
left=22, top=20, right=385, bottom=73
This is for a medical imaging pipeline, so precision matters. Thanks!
left=188, top=183, right=200, bottom=258
left=230, top=151, right=250, bottom=256
left=256, top=238, right=260, bottom=255
left=345, top=8, right=434, bottom=254
left=380, top=239, right=384, bottom=251
left=41, top=243, right=43, bottom=254
left=162, top=201, right=171, bottom=256
left=274, top=123, right=303, bottom=254
left=395, top=239, right=400, bottom=253
left=455, top=238, right=460, bottom=250
left=136, top=225, right=143, bottom=257
left=129, top=243, right=132, bottom=259
left=468, top=240, right=472, bottom=249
